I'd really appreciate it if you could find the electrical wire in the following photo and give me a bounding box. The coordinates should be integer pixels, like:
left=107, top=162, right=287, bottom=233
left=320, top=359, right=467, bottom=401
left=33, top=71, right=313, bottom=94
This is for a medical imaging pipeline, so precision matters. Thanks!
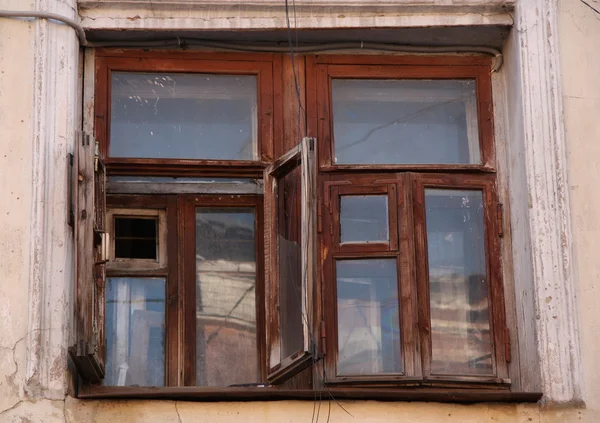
left=0, top=10, right=505, bottom=72
left=0, top=10, right=87, bottom=45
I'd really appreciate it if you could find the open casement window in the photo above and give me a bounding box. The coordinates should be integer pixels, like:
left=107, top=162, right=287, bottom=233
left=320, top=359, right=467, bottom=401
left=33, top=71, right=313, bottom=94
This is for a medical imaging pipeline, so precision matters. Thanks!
left=70, top=135, right=107, bottom=383
left=263, top=137, right=317, bottom=383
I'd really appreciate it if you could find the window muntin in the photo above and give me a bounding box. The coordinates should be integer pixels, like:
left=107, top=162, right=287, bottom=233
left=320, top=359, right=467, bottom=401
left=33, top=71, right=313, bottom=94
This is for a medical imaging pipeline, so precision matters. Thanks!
left=332, top=79, right=480, bottom=165
left=195, top=208, right=259, bottom=386
left=424, top=189, right=493, bottom=376
left=110, top=72, right=258, bottom=160
left=105, top=277, right=166, bottom=387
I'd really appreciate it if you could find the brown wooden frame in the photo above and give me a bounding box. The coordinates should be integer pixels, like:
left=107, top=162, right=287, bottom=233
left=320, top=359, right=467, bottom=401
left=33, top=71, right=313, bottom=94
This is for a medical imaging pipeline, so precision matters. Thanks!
left=76, top=50, right=530, bottom=399
left=104, top=195, right=181, bottom=386
left=308, top=55, right=509, bottom=390
left=309, top=55, right=495, bottom=173
left=321, top=174, right=421, bottom=385
left=263, top=137, right=317, bottom=384
left=95, top=51, right=276, bottom=177
left=412, top=173, right=509, bottom=385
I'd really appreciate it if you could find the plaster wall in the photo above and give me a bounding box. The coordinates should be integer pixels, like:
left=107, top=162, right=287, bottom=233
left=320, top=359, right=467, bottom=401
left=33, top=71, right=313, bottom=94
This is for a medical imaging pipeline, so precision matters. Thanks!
left=558, top=0, right=600, bottom=412
left=0, top=0, right=599, bottom=421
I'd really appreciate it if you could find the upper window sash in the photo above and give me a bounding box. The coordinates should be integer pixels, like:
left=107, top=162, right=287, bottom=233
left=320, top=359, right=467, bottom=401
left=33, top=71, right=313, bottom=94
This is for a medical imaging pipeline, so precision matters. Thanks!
left=94, top=53, right=275, bottom=177
left=310, top=58, right=495, bottom=172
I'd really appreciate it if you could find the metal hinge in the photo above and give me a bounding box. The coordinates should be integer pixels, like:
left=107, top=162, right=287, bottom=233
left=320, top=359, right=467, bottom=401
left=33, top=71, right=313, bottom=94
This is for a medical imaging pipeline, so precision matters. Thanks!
left=504, top=327, right=511, bottom=363
left=497, top=203, right=504, bottom=237
left=94, top=141, right=100, bottom=172
left=320, top=321, right=327, bottom=356
left=68, top=153, right=75, bottom=228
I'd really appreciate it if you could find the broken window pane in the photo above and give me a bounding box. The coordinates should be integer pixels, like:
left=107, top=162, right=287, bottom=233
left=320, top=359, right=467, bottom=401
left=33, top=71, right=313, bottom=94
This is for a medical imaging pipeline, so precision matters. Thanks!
left=425, top=189, right=493, bottom=375
left=195, top=208, right=258, bottom=386
left=332, top=79, right=480, bottom=165
left=340, top=195, right=389, bottom=244
left=105, top=277, right=166, bottom=387
left=336, top=259, right=402, bottom=375
left=110, top=72, right=258, bottom=160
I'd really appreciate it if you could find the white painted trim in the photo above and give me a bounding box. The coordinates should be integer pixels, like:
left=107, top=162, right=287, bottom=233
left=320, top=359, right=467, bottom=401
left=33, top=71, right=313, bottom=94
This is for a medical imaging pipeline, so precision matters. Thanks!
left=26, top=0, right=79, bottom=400
left=79, top=0, right=514, bottom=12
left=506, top=0, right=583, bottom=404
left=78, top=1, right=513, bottom=31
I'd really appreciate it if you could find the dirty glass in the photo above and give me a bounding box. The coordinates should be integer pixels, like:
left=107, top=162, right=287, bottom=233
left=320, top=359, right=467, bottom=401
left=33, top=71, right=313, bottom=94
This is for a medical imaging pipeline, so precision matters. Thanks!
left=425, top=189, right=493, bottom=375
left=110, top=72, right=258, bottom=160
left=332, top=79, right=480, bottom=165
left=105, top=277, right=166, bottom=387
left=340, top=195, right=389, bottom=244
left=195, top=208, right=258, bottom=386
left=336, top=259, right=402, bottom=375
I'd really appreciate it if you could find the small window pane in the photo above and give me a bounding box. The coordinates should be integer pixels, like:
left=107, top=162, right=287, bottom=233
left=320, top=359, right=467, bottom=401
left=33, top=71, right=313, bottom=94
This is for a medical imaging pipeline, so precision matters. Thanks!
left=340, top=195, right=389, bottom=243
left=425, top=189, right=493, bottom=375
left=336, top=259, right=402, bottom=375
left=332, top=79, right=480, bottom=165
left=195, top=208, right=258, bottom=386
left=114, top=217, right=157, bottom=259
left=105, top=277, right=166, bottom=387
left=110, top=72, right=258, bottom=160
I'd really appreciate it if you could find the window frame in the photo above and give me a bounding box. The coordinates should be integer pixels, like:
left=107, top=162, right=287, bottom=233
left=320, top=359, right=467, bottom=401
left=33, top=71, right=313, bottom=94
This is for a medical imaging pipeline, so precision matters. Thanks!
left=308, top=55, right=509, bottom=389
left=71, top=50, right=541, bottom=401
left=94, top=51, right=276, bottom=177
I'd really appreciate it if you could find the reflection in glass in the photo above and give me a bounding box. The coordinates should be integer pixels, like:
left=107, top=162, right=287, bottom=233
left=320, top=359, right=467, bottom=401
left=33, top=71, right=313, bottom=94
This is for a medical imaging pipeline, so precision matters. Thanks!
left=195, top=208, right=258, bottom=386
left=340, top=195, right=389, bottom=244
left=278, top=167, right=304, bottom=359
left=332, top=79, right=480, bottom=165
left=425, top=189, right=493, bottom=375
left=105, top=277, right=166, bottom=387
left=336, top=259, right=401, bottom=375
left=110, top=72, right=258, bottom=160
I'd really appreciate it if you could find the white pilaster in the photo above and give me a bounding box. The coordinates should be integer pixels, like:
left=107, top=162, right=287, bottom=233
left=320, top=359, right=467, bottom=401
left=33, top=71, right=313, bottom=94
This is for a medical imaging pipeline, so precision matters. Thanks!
left=507, top=0, right=583, bottom=404
left=26, top=0, right=79, bottom=399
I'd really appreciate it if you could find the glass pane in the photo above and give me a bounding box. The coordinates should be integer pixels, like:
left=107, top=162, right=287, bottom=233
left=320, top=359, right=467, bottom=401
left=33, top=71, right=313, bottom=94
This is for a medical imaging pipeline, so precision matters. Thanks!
left=340, top=195, right=389, bottom=243
left=114, top=217, right=157, bottom=259
left=336, top=259, right=401, bottom=375
left=332, top=79, right=480, bottom=165
left=278, top=167, right=304, bottom=359
left=105, top=277, right=166, bottom=387
left=110, top=72, right=258, bottom=160
left=425, top=189, right=493, bottom=375
left=195, top=208, right=258, bottom=386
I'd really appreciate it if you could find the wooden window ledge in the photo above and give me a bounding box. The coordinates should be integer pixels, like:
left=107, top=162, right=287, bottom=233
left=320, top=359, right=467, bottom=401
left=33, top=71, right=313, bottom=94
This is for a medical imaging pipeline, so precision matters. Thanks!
left=78, top=386, right=542, bottom=404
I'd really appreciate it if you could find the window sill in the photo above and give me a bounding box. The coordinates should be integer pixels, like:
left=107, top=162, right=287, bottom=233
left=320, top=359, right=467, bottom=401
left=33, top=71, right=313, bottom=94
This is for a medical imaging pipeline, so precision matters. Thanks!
left=78, top=386, right=542, bottom=404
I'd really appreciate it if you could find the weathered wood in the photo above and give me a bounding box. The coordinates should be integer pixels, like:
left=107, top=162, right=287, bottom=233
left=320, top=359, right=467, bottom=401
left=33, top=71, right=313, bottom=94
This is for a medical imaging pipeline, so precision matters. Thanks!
left=107, top=180, right=263, bottom=195
left=79, top=385, right=541, bottom=404
left=69, top=132, right=106, bottom=383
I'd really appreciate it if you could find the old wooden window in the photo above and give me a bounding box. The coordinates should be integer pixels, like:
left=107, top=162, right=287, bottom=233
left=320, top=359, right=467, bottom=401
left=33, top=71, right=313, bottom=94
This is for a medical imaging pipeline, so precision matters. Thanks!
left=312, top=55, right=508, bottom=387
left=70, top=51, right=526, bottom=399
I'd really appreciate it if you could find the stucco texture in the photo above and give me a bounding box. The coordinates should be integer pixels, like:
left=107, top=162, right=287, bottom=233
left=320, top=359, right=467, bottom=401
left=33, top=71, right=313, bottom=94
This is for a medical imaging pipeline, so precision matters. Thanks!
left=1, top=0, right=600, bottom=421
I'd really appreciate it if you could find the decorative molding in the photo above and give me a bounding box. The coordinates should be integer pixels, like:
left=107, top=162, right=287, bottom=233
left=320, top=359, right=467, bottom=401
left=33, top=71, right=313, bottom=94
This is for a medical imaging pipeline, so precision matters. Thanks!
left=509, top=0, right=583, bottom=404
left=78, top=0, right=513, bottom=31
